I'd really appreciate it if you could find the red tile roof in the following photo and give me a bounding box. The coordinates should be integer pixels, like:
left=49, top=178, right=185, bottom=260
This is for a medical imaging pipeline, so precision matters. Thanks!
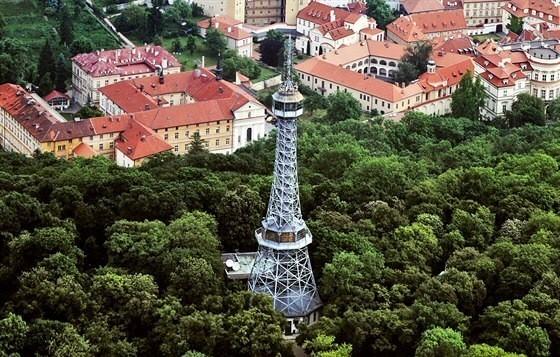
left=504, top=0, right=560, bottom=25
left=0, top=84, right=61, bottom=142
left=347, top=0, right=368, bottom=14
left=99, top=68, right=255, bottom=113
left=98, top=81, right=160, bottom=113
left=419, top=58, right=474, bottom=90
left=73, top=142, right=96, bottom=158
left=198, top=16, right=252, bottom=40
left=72, top=45, right=181, bottom=78
left=387, top=10, right=467, bottom=42
left=295, top=57, right=424, bottom=102
left=297, top=1, right=352, bottom=25
left=475, top=52, right=529, bottom=87
left=401, top=0, right=444, bottom=14
left=115, top=119, right=171, bottom=160
left=433, top=37, right=477, bottom=57
left=43, top=90, right=69, bottom=102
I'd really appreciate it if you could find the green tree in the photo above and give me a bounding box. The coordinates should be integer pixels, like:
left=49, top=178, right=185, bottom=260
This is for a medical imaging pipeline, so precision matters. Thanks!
left=0, top=313, right=28, bottom=354
left=507, top=16, right=523, bottom=35
left=216, top=185, right=264, bottom=251
left=506, top=93, right=546, bottom=127
left=0, top=38, right=32, bottom=83
left=76, top=105, right=104, bottom=118
left=260, top=30, right=284, bottom=67
left=59, top=5, right=73, bottom=45
left=70, top=37, right=94, bottom=56
left=206, top=28, right=227, bottom=56
left=0, top=13, right=6, bottom=39
left=402, top=41, right=433, bottom=74
left=54, top=53, right=69, bottom=91
left=172, top=38, right=182, bottom=53
left=186, top=35, right=196, bottom=54
left=366, top=0, right=396, bottom=28
left=38, top=72, right=54, bottom=96
left=304, top=334, right=352, bottom=357
left=38, top=39, right=55, bottom=83
left=415, top=327, right=467, bottom=357
left=547, top=96, right=560, bottom=122
left=188, top=132, right=207, bottom=154
left=451, top=71, right=486, bottom=120
left=115, top=5, right=146, bottom=34
left=464, top=344, right=524, bottom=357
left=325, top=91, right=362, bottom=123
left=394, top=62, right=419, bottom=85
left=304, top=93, right=328, bottom=114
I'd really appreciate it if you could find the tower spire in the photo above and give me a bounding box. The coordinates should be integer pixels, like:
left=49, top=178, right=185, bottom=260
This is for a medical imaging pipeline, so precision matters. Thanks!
left=248, top=37, right=321, bottom=335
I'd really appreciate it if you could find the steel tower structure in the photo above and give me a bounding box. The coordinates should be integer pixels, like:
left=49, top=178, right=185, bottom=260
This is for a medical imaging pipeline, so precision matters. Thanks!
left=248, top=36, right=322, bottom=333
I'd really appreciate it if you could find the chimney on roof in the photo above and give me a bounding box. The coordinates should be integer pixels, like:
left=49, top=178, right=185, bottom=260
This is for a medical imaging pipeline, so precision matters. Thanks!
left=330, top=9, right=335, bottom=22
left=140, top=135, right=146, bottom=141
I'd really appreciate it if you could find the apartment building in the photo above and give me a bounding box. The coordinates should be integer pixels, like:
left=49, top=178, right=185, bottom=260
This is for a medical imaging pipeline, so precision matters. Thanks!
left=295, top=49, right=474, bottom=116
left=98, top=68, right=268, bottom=153
left=463, top=0, right=506, bottom=34
left=296, top=1, right=381, bottom=56
left=0, top=84, right=62, bottom=155
left=474, top=51, right=530, bottom=119
left=503, top=0, right=560, bottom=32
left=198, top=16, right=254, bottom=57
left=72, top=46, right=181, bottom=106
left=1, top=69, right=269, bottom=166
left=193, top=0, right=246, bottom=22
left=387, top=10, right=468, bottom=44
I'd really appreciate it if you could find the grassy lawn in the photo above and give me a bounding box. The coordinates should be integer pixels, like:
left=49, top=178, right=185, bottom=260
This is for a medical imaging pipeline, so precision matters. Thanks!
left=255, top=65, right=279, bottom=82
left=162, top=36, right=217, bottom=70
left=472, top=33, right=502, bottom=43
left=1, top=0, right=119, bottom=64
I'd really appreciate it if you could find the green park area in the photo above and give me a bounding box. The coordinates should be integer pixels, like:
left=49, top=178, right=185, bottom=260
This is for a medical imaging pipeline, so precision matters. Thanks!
left=1, top=0, right=118, bottom=64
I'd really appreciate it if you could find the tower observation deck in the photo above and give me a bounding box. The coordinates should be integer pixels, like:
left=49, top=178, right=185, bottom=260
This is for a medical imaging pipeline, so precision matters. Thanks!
left=248, top=36, right=322, bottom=334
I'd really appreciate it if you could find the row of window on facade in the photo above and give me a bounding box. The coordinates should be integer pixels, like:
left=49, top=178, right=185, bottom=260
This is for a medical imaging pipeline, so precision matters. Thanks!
left=345, top=59, right=398, bottom=70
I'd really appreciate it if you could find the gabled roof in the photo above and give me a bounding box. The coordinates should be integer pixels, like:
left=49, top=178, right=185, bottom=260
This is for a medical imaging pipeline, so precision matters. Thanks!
left=0, top=84, right=61, bottom=142
left=387, top=10, right=467, bottom=42
left=297, top=1, right=352, bottom=25
left=295, top=57, right=424, bottom=102
left=318, top=41, right=405, bottom=66
left=401, top=0, right=444, bottom=14
left=419, top=58, right=474, bottom=89
left=73, top=142, right=96, bottom=158
left=98, top=68, right=256, bottom=114
left=98, top=81, right=160, bottom=113
left=115, top=119, right=171, bottom=160
left=197, top=16, right=252, bottom=40
left=43, top=90, right=69, bottom=102
left=433, top=37, right=477, bottom=57
left=504, top=0, right=560, bottom=24
left=72, top=45, right=181, bottom=78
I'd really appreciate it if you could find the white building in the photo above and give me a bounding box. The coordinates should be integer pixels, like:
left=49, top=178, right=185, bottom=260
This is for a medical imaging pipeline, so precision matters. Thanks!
left=474, top=51, right=530, bottom=119
left=72, top=46, right=181, bottom=106
left=198, top=16, right=254, bottom=57
left=296, top=1, right=381, bottom=56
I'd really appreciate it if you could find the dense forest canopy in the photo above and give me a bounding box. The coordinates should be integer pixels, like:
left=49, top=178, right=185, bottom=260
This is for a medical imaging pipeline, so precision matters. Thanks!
left=2, top=111, right=560, bottom=356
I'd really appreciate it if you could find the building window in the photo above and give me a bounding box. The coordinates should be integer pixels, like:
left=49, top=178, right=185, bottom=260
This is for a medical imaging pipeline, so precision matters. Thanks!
left=541, top=89, right=546, bottom=98
left=246, top=127, right=252, bottom=142
left=164, top=134, right=169, bottom=140
left=110, top=142, right=114, bottom=149
left=174, top=132, right=179, bottom=139
left=99, top=143, right=104, bottom=150
left=216, top=128, right=220, bottom=133
left=226, top=138, right=230, bottom=145
left=174, top=145, right=178, bottom=152
left=215, top=139, right=220, bottom=146
left=205, top=128, right=210, bottom=135
left=186, top=131, right=189, bottom=137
